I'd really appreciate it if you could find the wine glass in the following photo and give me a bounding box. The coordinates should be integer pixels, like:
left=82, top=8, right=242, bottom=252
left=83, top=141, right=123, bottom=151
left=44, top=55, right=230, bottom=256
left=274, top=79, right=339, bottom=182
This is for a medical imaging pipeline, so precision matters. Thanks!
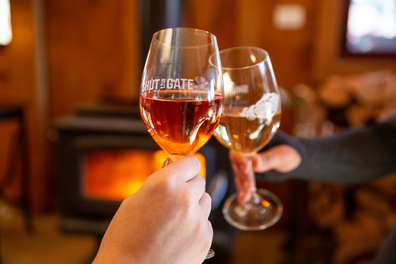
left=139, top=27, right=224, bottom=259
left=211, top=46, right=283, bottom=231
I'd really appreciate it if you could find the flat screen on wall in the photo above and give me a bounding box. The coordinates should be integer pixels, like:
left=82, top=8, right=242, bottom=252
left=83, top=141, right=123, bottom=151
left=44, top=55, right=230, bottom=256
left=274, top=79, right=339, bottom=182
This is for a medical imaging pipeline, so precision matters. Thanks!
left=341, top=0, right=396, bottom=57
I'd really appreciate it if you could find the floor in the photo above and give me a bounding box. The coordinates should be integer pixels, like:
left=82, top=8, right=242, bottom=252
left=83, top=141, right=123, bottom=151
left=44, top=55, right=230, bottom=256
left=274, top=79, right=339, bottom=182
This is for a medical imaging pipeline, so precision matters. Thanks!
left=0, top=202, right=98, bottom=264
left=0, top=201, right=287, bottom=264
left=232, top=229, right=287, bottom=264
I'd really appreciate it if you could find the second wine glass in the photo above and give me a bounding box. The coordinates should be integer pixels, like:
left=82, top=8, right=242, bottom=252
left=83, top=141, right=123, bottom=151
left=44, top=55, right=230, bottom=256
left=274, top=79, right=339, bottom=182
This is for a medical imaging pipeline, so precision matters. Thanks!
left=211, top=46, right=283, bottom=231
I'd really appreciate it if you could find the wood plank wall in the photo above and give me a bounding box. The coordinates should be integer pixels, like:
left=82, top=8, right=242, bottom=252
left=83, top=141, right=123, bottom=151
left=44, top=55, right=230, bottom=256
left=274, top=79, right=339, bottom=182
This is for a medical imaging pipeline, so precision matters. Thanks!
left=45, top=1, right=140, bottom=118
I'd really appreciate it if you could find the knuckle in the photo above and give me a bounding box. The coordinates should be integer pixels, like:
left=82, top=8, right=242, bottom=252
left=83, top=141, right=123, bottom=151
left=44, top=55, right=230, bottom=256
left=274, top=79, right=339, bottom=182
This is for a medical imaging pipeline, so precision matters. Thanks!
left=260, top=153, right=271, bottom=164
left=178, top=191, right=194, bottom=209
left=155, top=175, right=176, bottom=195
left=191, top=155, right=202, bottom=170
left=198, top=174, right=206, bottom=187
left=202, top=192, right=211, bottom=204
left=119, top=195, right=133, bottom=209
left=207, top=220, right=214, bottom=235
left=278, top=144, right=290, bottom=155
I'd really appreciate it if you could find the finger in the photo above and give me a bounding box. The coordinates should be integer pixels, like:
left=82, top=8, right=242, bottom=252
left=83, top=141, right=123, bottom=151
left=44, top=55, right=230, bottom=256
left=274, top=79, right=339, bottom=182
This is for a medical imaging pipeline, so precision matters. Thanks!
left=253, top=145, right=302, bottom=173
left=229, top=150, right=250, bottom=174
left=236, top=183, right=252, bottom=203
left=199, top=192, right=212, bottom=219
left=232, top=162, right=246, bottom=191
left=235, top=172, right=254, bottom=203
left=186, top=174, right=206, bottom=201
left=231, top=159, right=255, bottom=203
left=206, top=220, right=214, bottom=242
left=162, top=155, right=202, bottom=182
left=232, top=165, right=253, bottom=193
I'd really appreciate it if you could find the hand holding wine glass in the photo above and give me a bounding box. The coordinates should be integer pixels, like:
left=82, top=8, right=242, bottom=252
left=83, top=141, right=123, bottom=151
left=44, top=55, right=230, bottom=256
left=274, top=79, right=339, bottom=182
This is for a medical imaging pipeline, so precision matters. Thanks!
left=93, top=155, right=213, bottom=264
left=229, top=144, right=302, bottom=204
left=211, top=46, right=283, bottom=231
left=139, top=27, right=224, bottom=259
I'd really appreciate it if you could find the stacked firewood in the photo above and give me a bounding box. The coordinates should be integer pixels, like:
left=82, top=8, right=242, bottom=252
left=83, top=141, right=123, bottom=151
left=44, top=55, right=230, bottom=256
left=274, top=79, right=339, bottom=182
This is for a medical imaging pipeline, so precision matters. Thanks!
left=308, top=174, right=396, bottom=264
left=294, top=70, right=396, bottom=264
left=317, top=70, right=396, bottom=126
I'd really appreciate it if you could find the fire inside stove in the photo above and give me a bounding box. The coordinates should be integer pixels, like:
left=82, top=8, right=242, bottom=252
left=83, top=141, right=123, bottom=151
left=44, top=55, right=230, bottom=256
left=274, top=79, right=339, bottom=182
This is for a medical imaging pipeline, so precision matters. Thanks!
left=82, top=150, right=206, bottom=201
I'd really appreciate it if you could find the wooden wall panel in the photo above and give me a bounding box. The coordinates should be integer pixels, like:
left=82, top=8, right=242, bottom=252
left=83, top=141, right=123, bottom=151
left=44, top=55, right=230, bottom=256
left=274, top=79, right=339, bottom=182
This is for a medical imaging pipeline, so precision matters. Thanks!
left=234, top=0, right=316, bottom=91
left=46, top=0, right=121, bottom=117
left=185, top=0, right=316, bottom=93
left=184, top=0, right=238, bottom=50
left=45, top=0, right=140, bottom=118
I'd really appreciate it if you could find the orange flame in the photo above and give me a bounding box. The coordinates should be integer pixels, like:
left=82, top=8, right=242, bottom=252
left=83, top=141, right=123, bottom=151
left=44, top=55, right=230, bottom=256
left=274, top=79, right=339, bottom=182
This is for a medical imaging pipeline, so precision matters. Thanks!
left=83, top=150, right=206, bottom=201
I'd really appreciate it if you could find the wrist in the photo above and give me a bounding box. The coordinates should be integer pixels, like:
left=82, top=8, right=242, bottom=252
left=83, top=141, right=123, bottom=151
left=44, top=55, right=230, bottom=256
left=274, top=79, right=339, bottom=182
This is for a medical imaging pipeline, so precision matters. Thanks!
left=92, top=248, right=142, bottom=264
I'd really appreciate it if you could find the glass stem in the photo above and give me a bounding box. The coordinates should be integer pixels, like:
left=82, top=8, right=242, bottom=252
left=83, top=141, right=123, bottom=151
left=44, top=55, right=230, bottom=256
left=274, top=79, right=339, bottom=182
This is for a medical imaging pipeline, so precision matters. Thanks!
left=162, top=158, right=172, bottom=167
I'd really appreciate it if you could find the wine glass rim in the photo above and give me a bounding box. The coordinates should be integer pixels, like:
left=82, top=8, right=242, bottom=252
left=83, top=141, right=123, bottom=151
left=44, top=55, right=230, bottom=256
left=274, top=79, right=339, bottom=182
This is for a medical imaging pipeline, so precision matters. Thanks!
left=211, top=46, right=271, bottom=70
left=152, top=27, right=217, bottom=48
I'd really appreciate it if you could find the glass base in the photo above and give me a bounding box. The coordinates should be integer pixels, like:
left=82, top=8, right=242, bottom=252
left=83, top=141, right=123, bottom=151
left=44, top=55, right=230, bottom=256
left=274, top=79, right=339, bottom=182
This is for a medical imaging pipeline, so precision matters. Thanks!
left=222, top=188, right=283, bottom=231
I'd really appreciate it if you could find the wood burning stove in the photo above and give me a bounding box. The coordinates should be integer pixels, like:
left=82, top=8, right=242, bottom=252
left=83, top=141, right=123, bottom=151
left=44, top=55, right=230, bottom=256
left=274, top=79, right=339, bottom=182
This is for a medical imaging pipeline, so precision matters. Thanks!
left=54, top=100, right=237, bottom=262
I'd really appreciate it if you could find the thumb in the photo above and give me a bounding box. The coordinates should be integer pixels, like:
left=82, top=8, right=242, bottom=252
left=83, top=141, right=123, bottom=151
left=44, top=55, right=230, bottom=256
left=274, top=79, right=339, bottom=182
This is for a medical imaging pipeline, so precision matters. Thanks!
left=252, top=145, right=302, bottom=173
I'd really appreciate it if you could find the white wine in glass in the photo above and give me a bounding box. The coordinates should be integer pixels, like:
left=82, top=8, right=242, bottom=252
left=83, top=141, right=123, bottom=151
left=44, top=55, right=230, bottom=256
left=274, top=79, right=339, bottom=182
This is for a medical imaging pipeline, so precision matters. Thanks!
left=211, top=46, right=283, bottom=231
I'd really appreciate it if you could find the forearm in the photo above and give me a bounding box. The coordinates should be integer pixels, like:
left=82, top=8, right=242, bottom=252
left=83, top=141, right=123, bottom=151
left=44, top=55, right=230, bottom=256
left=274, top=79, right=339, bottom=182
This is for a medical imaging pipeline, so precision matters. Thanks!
left=257, top=119, right=396, bottom=184
left=300, top=122, right=396, bottom=183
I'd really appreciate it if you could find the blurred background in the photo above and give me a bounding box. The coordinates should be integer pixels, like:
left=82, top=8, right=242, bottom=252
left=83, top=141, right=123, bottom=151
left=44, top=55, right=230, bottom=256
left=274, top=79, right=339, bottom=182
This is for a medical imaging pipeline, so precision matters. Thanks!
left=0, top=0, right=396, bottom=263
